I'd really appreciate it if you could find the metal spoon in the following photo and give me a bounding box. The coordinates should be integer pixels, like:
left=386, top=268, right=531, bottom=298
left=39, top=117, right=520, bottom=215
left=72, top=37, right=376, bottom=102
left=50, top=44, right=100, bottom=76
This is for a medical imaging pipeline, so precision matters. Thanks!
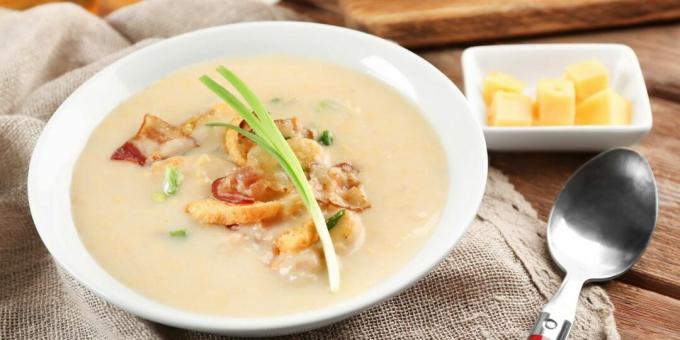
left=528, top=148, right=658, bottom=340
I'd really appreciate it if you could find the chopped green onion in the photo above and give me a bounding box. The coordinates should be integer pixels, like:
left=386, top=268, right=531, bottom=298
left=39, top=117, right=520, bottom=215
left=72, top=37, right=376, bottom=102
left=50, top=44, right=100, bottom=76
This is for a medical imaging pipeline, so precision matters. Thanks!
left=316, top=99, right=338, bottom=112
left=269, top=97, right=282, bottom=104
left=326, top=209, right=346, bottom=230
left=318, top=130, right=333, bottom=146
left=201, top=66, right=341, bottom=292
left=151, top=192, right=168, bottom=202
left=163, top=166, right=182, bottom=196
left=169, top=228, right=187, bottom=238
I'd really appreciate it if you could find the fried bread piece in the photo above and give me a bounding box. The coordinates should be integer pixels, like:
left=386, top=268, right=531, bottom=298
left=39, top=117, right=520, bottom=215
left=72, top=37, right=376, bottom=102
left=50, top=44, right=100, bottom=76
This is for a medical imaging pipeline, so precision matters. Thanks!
left=186, top=199, right=282, bottom=226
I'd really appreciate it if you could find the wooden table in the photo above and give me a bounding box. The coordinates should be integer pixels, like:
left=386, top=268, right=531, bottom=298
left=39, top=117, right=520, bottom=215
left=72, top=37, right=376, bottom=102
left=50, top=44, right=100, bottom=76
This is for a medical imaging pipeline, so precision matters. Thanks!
left=282, top=2, right=680, bottom=339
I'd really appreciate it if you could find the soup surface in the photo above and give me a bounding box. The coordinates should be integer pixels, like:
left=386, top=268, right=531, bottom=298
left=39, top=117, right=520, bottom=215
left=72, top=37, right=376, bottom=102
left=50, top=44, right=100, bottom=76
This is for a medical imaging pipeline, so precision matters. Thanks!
left=71, top=55, right=448, bottom=316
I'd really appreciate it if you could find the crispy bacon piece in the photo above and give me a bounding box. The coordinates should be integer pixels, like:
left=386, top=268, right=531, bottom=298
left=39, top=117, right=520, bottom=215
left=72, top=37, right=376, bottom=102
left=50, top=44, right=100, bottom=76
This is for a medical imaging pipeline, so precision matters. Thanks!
left=212, top=177, right=255, bottom=205
left=211, top=167, right=288, bottom=204
left=273, top=210, right=365, bottom=255
left=110, top=114, right=197, bottom=166
left=211, top=167, right=259, bottom=205
left=309, top=162, right=371, bottom=211
left=272, top=117, right=316, bottom=140
left=111, top=142, right=146, bottom=166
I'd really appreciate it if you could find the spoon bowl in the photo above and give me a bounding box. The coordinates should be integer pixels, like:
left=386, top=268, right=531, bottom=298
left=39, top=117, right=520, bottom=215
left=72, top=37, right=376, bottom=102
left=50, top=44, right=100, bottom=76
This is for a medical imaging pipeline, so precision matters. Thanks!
left=548, top=148, right=658, bottom=281
left=530, top=148, right=657, bottom=340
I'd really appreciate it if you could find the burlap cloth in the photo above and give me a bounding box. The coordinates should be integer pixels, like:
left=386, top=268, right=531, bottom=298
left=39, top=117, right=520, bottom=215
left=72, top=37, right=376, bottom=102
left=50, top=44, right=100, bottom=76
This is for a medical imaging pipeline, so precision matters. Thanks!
left=0, top=1, right=620, bottom=339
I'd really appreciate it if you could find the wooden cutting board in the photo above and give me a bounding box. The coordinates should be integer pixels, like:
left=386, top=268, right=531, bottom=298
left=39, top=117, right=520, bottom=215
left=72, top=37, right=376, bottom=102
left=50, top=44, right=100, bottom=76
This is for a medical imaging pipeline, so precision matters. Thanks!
left=289, top=0, right=680, bottom=47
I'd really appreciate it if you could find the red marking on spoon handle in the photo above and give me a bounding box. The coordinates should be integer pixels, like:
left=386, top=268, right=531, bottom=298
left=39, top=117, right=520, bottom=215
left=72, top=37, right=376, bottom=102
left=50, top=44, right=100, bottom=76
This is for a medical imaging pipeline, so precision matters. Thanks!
left=528, top=335, right=550, bottom=340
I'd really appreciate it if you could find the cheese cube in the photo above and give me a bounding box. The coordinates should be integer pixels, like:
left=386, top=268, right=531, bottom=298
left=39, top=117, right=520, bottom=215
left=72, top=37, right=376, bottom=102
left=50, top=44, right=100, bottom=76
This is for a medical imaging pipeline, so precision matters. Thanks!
left=536, top=78, right=576, bottom=125
left=565, top=60, right=609, bottom=102
left=487, top=92, right=533, bottom=126
left=576, top=89, right=631, bottom=125
left=483, top=72, right=524, bottom=106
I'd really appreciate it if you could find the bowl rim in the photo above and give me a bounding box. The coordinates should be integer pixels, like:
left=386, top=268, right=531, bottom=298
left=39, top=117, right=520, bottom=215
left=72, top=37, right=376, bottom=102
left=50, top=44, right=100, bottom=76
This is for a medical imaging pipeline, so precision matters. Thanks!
left=28, top=21, right=488, bottom=335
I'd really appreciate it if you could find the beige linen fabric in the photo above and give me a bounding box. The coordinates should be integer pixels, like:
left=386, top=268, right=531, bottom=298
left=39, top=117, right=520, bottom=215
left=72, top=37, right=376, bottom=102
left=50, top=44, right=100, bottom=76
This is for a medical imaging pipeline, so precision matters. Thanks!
left=0, top=1, right=619, bottom=339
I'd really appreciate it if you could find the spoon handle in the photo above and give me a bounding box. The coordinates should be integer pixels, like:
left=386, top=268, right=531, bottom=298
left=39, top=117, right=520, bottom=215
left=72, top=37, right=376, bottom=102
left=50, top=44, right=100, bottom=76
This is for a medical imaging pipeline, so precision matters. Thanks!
left=528, top=311, right=571, bottom=340
left=528, top=274, right=585, bottom=340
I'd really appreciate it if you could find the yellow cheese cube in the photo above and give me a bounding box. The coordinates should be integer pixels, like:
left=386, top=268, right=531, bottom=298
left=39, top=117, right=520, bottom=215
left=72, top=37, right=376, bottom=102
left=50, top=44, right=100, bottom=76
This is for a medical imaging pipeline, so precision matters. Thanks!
left=483, top=72, right=524, bottom=106
left=487, top=92, right=533, bottom=126
left=576, top=89, right=631, bottom=125
left=536, top=78, right=576, bottom=126
left=565, top=60, right=609, bottom=102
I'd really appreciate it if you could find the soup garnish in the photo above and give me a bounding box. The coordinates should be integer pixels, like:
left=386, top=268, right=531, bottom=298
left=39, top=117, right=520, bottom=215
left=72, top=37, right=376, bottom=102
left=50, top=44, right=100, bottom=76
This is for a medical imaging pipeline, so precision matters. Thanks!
left=168, top=228, right=187, bottom=238
left=199, top=66, right=341, bottom=291
left=325, top=209, right=345, bottom=230
left=106, top=66, right=377, bottom=293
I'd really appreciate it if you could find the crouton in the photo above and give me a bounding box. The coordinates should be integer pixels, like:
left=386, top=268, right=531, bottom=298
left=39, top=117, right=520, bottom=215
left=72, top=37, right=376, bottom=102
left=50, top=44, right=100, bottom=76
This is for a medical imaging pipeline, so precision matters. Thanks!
left=273, top=210, right=365, bottom=255
left=274, top=220, right=319, bottom=254
left=185, top=199, right=282, bottom=226
left=225, top=116, right=318, bottom=166
left=180, top=103, right=232, bottom=136
left=287, top=137, right=328, bottom=171
left=224, top=117, right=252, bottom=166
left=246, top=144, right=281, bottom=175
left=246, top=137, right=327, bottom=173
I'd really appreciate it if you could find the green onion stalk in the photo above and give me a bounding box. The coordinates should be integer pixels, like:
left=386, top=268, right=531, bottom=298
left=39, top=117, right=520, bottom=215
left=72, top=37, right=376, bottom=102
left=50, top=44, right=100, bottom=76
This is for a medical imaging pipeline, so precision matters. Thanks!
left=200, top=66, right=341, bottom=292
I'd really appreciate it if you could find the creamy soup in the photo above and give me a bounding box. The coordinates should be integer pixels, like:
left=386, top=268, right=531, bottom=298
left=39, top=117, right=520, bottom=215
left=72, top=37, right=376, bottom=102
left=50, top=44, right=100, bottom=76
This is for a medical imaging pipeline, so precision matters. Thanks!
left=71, top=55, right=448, bottom=316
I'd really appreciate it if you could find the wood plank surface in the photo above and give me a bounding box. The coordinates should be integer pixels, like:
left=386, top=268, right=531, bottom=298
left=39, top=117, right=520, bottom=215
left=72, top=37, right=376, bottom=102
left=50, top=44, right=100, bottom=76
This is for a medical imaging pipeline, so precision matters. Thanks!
left=608, top=281, right=680, bottom=339
left=282, top=0, right=345, bottom=26
left=285, top=0, right=341, bottom=14
left=336, top=0, right=680, bottom=47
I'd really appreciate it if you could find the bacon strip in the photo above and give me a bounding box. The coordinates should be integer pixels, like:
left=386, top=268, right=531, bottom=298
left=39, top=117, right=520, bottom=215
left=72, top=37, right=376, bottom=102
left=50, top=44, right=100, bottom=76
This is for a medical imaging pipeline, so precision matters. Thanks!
left=111, top=142, right=146, bottom=166
left=309, top=162, right=371, bottom=211
left=110, top=114, right=197, bottom=166
left=211, top=166, right=293, bottom=205
left=211, top=173, right=256, bottom=205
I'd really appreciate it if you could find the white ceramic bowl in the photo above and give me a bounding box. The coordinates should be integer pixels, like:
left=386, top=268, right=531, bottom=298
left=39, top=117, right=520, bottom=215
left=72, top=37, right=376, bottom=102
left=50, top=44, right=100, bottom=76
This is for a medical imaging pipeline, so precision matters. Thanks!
left=462, top=44, right=652, bottom=151
left=28, top=22, right=487, bottom=336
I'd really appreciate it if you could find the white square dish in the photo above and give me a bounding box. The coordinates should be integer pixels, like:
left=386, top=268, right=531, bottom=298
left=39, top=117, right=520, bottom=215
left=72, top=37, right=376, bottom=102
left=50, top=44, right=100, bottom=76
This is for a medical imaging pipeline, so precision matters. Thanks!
left=461, top=44, right=652, bottom=151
